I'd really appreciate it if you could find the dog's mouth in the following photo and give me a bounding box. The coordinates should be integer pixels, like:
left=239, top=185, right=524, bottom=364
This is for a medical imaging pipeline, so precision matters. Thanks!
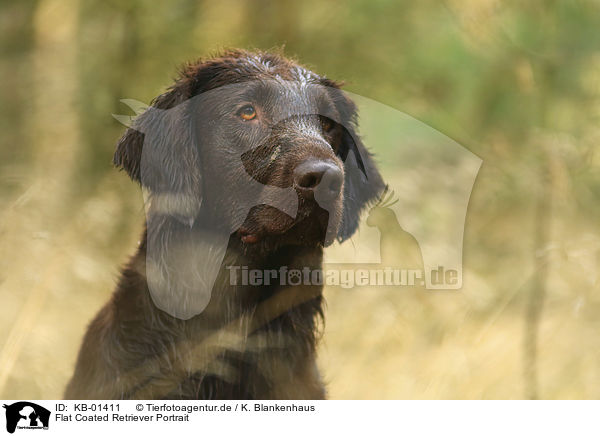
left=236, top=200, right=341, bottom=247
left=237, top=228, right=261, bottom=244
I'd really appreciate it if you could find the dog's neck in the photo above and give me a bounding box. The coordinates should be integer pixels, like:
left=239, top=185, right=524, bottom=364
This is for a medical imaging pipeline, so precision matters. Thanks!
left=110, top=226, right=325, bottom=399
left=131, top=224, right=325, bottom=342
left=134, top=222, right=325, bottom=315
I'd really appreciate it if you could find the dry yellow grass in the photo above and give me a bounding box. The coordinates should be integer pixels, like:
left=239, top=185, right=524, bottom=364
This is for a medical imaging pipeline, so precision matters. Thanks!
left=1, top=165, right=598, bottom=399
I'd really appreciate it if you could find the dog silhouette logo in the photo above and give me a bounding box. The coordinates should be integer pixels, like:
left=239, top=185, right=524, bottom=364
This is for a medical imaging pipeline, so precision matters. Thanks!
left=3, top=402, right=50, bottom=433
left=366, top=186, right=424, bottom=272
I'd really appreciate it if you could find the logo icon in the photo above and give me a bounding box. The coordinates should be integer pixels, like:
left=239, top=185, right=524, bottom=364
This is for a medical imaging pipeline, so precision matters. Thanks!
left=112, top=85, right=481, bottom=319
left=3, top=402, right=50, bottom=434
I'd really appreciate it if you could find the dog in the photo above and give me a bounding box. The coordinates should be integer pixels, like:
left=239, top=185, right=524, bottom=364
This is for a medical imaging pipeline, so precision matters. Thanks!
left=64, top=50, right=384, bottom=400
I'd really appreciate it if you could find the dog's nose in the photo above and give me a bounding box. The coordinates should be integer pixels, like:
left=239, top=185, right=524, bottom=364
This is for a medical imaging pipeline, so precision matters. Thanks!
left=293, top=159, right=343, bottom=200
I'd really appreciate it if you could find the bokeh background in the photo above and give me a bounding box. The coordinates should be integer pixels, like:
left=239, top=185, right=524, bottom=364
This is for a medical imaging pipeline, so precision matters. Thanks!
left=2, top=0, right=600, bottom=399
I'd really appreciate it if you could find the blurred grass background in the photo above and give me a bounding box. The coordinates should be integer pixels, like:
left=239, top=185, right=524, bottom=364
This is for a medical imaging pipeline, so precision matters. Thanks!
left=1, top=0, right=600, bottom=399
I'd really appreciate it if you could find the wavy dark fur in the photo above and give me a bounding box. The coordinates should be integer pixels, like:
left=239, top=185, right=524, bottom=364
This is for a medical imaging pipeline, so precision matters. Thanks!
left=64, top=50, right=383, bottom=400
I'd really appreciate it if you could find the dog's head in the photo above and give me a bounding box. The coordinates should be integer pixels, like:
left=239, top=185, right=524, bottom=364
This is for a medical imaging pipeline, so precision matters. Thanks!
left=115, top=50, right=383, bottom=248
left=114, top=50, right=384, bottom=318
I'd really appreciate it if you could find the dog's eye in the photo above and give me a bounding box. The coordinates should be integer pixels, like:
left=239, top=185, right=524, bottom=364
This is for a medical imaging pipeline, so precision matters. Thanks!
left=239, top=105, right=257, bottom=121
left=321, top=117, right=334, bottom=133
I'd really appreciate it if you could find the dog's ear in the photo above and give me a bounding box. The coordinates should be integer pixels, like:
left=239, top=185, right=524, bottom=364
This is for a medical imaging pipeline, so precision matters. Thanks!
left=114, top=82, right=203, bottom=225
left=113, top=66, right=224, bottom=320
left=327, top=86, right=385, bottom=241
left=114, top=89, right=182, bottom=181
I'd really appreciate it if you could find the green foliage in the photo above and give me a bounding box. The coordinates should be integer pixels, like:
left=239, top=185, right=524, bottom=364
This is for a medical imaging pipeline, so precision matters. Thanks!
left=1, top=0, right=600, bottom=399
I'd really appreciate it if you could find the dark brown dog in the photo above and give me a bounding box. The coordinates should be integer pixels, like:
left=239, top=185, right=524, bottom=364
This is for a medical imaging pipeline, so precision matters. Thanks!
left=64, top=50, right=384, bottom=400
